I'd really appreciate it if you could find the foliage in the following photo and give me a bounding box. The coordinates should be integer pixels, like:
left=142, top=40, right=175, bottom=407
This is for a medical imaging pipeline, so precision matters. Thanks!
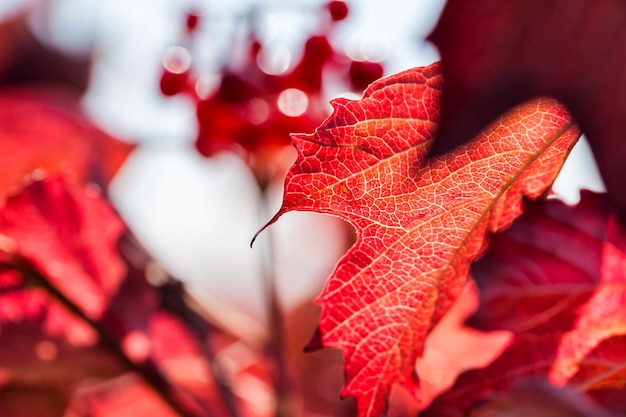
left=1, top=1, right=625, bottom=417
left=429, top=0, right=626, bottom=218
left=258, top=62, right=581, bottom=416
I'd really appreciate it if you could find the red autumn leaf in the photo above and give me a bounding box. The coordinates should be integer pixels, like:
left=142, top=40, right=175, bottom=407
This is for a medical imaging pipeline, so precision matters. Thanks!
left=0, top=175, right=126, bottom=347
left=0, top=176, right=126, bottom=323
left=0, top=177, right=242, bottom=417
left=422, top=192, right=626, bottom=416
left=257, top=62, right=580, bottom=416
left=0, top=175, right=128, bottom=415
left=428, top=0, right=626, bottom=217
left=0, top=87, right=133, bottom=205
left=0, top=268, right=96, bottom=345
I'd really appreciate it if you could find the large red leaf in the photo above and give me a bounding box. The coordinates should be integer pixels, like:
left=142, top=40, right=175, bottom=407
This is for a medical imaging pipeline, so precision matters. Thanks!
left=258, top=62, right=580, bottom=416
left=0, top=87, right=132, bottom=205
left=422, top=192, right=626, bottom=416
left=428, top=0, right=626, bottom=217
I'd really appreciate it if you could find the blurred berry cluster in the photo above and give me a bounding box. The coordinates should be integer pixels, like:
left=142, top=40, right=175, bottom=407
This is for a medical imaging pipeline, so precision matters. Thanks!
left=159, top=1, right=384, bottom=185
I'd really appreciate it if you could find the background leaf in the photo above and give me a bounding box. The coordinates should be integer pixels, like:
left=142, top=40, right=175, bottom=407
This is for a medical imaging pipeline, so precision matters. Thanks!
left=428, top=0, right=626, bottom=218
left=0, top=88, right=132, bottom=205
left=423, top=192, right=626, bottom=416
left=0, top=176, right=125, bottom=322
left=0, top=177, right=239, bottom=417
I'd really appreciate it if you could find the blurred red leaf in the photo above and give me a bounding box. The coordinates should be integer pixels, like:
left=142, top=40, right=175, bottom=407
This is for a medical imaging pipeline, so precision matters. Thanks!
left=259, top=62, right=580, bottom=416
left=0, top=176, right=249, bottom=417
left=0, top=177, right=130, bottom=416
left=0, top=322, right=127, bottom=417
left=182, top=7, right=370, bottom=185
left=0, top=88, right=133, bottom=205
left=468, top=380, right=619, bottom=417
left=428, top=0, right=626, bottom=217
left=0, top=176, right=125, bottom=321
left=146, top=311, right=232, bottom=416
left=422, top=192, right=626, bottom=416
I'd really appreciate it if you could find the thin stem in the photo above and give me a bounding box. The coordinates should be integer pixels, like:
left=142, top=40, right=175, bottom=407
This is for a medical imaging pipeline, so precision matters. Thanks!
left=162, top=281, right=243, bottom=417
left=257, top=189, right=295, bottom=417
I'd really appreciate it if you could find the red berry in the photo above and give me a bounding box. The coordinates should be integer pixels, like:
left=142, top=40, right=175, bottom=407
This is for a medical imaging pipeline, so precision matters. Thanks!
left=348, top=60, right=384, bottom=91
left=160, top=69, right=188, bottom=96
left=284, top=36, right=334, bottom=92
left=186, top=13, right=199, bottom=32
left=303, top=36, right=333, bottom=63
left=328, top=1, right=349, bottom=21
left=187, top=14, right=198, bottom=32
left=218, top=74, right=253, bottom=103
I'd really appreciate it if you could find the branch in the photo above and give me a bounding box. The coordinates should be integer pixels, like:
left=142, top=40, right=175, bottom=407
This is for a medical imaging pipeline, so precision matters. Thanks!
left=17, top=259, right=201, bottom=417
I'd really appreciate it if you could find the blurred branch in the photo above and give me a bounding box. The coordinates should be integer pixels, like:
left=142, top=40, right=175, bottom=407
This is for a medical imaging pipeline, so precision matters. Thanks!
left=16, top=258, right=202, bottom=417
left=257, top=190, right=297, bottom=417
left=119, top=233, right=243, bottom=417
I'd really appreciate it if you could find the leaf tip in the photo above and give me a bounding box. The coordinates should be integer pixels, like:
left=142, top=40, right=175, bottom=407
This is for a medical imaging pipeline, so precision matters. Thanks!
left=250, top=227, right=263, bottom=248
left=250, top=210, right=284, bottom=248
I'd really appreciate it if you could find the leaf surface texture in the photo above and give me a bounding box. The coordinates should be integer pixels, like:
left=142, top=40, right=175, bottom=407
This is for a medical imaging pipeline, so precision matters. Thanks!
left=263, top=63, right=580, bottom=416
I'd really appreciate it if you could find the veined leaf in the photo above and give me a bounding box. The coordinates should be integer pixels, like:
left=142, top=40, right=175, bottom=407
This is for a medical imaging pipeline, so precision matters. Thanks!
left=423, top=192, right=626, bottom=416
left=258, top=62, right=580, bottom=416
